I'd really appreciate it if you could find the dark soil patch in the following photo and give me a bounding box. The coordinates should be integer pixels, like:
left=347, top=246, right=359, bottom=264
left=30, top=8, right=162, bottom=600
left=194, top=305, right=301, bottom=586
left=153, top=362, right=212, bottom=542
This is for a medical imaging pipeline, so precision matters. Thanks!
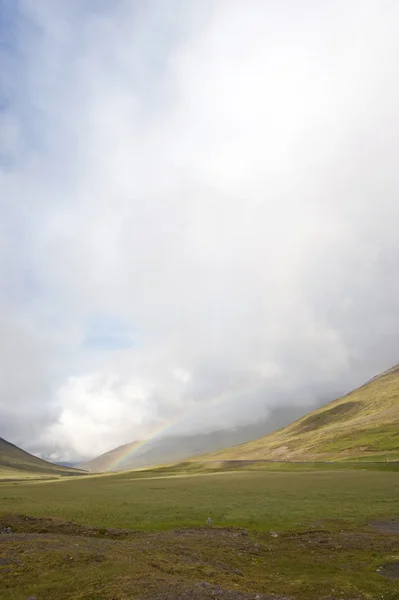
left=371, top=518, right=399, bottom=534
left=378, top=562, right=399, bottom=579
left=153, top=583, right=290, bottom=600
left=0, top=514, right=140, bottom=539
left=171, top=526, right=250, bottom=538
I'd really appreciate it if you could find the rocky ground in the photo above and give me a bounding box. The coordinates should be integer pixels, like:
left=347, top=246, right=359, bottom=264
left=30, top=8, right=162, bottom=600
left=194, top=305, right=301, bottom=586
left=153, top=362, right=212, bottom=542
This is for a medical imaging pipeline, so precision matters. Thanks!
left=0, top=515, right=398, bottom=600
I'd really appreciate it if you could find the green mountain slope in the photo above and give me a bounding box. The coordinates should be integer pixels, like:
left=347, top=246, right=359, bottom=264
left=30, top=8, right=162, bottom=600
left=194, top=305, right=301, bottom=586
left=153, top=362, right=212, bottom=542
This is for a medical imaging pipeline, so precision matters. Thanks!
left=0, top=437, right=84, bottom=478
left=203, top=364, right=399, bottom=463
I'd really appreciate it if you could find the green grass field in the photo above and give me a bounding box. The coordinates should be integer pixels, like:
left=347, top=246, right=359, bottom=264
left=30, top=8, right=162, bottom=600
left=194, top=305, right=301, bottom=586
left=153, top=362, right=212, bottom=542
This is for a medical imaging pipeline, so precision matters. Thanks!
left=1, top=464, right=399, bottom=600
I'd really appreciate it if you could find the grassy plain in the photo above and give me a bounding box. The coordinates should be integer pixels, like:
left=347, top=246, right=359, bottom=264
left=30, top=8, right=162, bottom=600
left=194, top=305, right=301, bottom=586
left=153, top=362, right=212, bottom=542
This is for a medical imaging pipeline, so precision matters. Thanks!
left=1, top=464, right=399, bottom=600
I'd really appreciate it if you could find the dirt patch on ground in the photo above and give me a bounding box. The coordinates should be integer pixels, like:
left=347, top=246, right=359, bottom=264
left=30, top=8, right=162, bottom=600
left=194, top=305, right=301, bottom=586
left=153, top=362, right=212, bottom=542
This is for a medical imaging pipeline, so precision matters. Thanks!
left=152, top=583, right=290, bottom=600
left=377, top=562, right=399, bottom=579
left=0, top=514, right=141, bottom=539
left=370, top=518, right=399, bottom=534
left=170, top=526, right=250, bottom=538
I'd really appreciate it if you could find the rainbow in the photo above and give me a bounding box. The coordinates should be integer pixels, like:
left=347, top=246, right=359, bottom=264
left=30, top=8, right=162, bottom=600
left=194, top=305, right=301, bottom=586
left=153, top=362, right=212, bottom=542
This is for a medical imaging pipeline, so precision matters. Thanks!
left=109, top=390, right=236, bottom=471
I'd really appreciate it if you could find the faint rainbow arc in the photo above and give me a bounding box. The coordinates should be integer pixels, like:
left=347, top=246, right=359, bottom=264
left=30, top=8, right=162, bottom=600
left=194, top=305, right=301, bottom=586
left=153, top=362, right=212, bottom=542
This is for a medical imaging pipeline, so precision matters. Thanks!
left=109, top=391, right=233, bottom=470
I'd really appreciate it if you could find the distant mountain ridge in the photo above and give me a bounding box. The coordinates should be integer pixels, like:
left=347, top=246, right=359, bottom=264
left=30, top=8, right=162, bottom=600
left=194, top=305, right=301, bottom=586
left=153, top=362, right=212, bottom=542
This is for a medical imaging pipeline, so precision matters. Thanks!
left=79, top=440, right=144, bottom=472
left=202, top=363, right=399, bottom=463
left=80, top=405, right=312, bottom=472
left=0, top=437, right=84, bottom=477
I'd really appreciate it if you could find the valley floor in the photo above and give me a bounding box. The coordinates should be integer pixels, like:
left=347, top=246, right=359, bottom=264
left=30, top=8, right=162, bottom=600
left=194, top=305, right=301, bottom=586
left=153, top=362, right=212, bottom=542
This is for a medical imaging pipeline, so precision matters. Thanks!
left=0, top=465, right=398, bottom=599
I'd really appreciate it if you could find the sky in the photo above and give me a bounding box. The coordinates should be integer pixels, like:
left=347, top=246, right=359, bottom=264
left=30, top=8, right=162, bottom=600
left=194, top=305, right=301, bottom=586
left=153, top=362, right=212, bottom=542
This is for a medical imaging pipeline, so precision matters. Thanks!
left=1, top=0, right=399, bottom=461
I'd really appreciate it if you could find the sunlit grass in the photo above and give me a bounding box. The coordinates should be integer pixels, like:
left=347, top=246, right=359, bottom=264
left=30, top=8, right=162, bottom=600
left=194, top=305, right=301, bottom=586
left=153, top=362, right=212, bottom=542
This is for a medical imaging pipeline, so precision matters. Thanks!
left=1, top=466, right=398, bottom=531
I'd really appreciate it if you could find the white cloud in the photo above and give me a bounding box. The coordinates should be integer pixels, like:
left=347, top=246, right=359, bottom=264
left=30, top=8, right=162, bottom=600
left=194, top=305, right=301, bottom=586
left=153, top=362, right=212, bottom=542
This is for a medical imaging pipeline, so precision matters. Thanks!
left=1, top=1, right=399, bottom=459
left=39, top=374, right=154, bottom=459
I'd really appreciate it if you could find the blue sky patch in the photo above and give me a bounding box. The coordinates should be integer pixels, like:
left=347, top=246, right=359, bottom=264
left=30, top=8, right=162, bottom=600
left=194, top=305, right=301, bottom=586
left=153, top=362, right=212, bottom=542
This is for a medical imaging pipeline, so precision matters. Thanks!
left=83, top=314, right=136, bottom=351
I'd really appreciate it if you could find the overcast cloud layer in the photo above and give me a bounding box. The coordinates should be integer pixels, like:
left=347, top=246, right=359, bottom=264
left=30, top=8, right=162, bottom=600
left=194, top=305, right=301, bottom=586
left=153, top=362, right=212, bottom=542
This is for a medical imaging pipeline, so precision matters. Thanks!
left=1, top=0, right=399, bottom=461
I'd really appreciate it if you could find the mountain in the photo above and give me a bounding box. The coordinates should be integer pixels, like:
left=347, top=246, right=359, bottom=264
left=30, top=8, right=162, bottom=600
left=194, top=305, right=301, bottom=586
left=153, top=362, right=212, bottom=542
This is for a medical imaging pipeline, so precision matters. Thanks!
left=0, top=437, right=84, bottom=478
left=81, top=405, right=312, bottom=472
left=202, top=364, right=399, bottom=463
left=79, top=440, right=144, bottom=472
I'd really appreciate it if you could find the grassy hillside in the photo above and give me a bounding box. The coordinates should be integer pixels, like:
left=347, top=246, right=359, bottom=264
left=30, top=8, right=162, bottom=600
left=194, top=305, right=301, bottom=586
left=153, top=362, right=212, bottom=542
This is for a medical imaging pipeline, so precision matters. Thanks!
left=0, top=437, right=84, bottom=479
left=203, top=364, right=399, bottom=462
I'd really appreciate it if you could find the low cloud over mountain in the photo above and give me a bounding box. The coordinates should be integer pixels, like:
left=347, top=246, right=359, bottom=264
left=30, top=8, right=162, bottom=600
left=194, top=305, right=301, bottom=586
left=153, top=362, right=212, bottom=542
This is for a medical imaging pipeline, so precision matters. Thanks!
left=1, top=1, right=399, bottom=461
